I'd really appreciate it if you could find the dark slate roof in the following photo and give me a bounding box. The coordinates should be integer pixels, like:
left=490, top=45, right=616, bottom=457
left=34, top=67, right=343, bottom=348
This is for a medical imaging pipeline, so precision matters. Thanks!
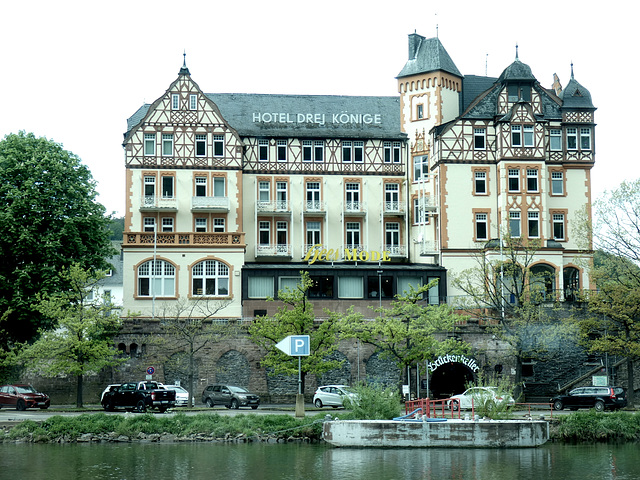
left=210, top=94, right=406, bottom=140
left=461, top=75, right=498, bottom=113
left=397, top=36, right=461, bottom=78
left=559, top=77, right=594, bottom=109
left=497, top=59, right=536, bottom=82
left=125, top=94, right=406, bottom=140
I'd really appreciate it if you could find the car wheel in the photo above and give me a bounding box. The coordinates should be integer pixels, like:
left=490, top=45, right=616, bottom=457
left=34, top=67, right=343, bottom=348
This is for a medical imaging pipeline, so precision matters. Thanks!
left=136, top=400, right=146, bottom=413
left=231, top=399, right=239, bottom=410
left=314, top=399, right=323, bottom=408
left=206, top=398, right=214, bottom=408
left=553, top=400, right=563, bottom=411
left=16, top=399, right=26, bottom=411
left=594, top=400, right=605, bottom=412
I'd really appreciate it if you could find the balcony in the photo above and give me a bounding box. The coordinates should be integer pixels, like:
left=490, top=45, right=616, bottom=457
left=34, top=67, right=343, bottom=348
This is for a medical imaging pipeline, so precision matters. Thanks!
left=123, top=231, right=245, bottom=247
left=344, top=201, right=365, bottom=216
left=304, top=200, right=326, bottom=215
left=257, top=201, right=291, bottom=215
left=419, top=240, right=439, bottom=256
left=191, top=195, right=230, bottom=212
left=418, top=196, right=438, bottom=212
left=139, top=195, right=178, bottom=212
left=255, top=244, right=292, bottom=257
left=384, top=245, right=407, bottom=257
left=384, top=201, right=406, bottom=216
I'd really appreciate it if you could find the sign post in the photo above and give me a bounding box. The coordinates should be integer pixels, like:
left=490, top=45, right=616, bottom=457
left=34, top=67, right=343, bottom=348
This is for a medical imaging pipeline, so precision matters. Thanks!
left=276, top=335, right=310, bottom=417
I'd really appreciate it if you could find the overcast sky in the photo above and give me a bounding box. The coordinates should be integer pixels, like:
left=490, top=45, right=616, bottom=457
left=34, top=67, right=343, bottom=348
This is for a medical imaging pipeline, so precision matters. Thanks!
left=1, top=1, right=635, bottom=217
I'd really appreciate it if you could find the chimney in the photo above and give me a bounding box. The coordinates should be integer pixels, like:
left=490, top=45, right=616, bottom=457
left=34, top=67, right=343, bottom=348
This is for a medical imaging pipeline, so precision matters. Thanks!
left=552, top=73, right=563, bottom=96
left=408, top=32, right=424, bottom=60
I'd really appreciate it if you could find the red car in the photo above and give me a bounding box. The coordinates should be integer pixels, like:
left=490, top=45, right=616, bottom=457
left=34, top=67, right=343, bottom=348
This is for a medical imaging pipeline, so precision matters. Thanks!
left=0, top=384, right=50, bottom=410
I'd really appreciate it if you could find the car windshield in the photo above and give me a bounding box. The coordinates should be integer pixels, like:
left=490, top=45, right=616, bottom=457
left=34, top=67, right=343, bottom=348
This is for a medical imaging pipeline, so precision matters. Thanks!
left=171, top=387, right=187, bottom=394
left=15, top=385, right=36, bottom=394
left=229, top=386, right=248, bottom=393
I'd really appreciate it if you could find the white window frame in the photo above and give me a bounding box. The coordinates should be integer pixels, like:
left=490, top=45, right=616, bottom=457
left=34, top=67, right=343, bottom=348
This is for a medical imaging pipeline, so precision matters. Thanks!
left=523, top=125, right=534, bottom=147
left=354, top=141, right=364, bottom=163
left=346, top=222, right=361, bottom=248
left=475, top=171, right=487, bottom=195
left=276, top=181, right=288, bottom=210
left=385, top=183, right=400, bottom=210
left=553, top=214, right=565, bottom=240
left=258, top=181, right=270, bottom=203
left=195, top=176, right=207, bottom=197
left=306, top=221, right=321, bottom=246
left=138, top=260, right=175, bottom=297
left=277, top=139, right=287, bottom=162
left=161, top=176, right=174, bottom=199
left=474, top=128, right=486, bottom=150
left=306, top=182, right=320, bottom=210
left=385, top=222, right=400, bottom=250
left=144, top=133, right=155, bottom=156
left=314, top=140, right=324, bottom=162
left=342, top=141, right=352, bottom=163
left=195, top=134, right=207, bottom=157
left=414, top=155, right=428, bottom=181
left=143, top=217, right=156, bottom=232
left=258, top=139, right=269, bottom=161
left=550, top=129, right=562, bottom=151
left=566, top=128, right=578, bottom=150
left=213, top=135, right=224, bottom=157
left=508, top=168, right=520, bottom=192
left=276, top=221, right=288, bottom=251
left=161, top=217, right=174, bottom=232
left=213, top=218, right=225, bottom=232
left=258, top=221, right=270, bottom=245
left=162, top=133, right=173, bottom=156
left=171, top=94, right=179, bottom=110
left=189, top=94, right=197, bottom=110
left=526, top=169, right=538, bottom=192
left=475, top=213, right=488, bottom=240
left=413, top=198, right=427, bottom=225
left=528, top=211, right=540, bottom=238
left=192, top=260, right=229, bottom=297
left=511, top=125, right=522, bottom=147
left=345, top=183, right=360, bottom=210
left=509, top=211, right=521, bottom=238
left=580, top=128, right=591, bottom=150
left=144, top=175, right=156, bottom=199
left=195, top=217, right=207, bottom=232
left=551, top=171, right=564, bottom=195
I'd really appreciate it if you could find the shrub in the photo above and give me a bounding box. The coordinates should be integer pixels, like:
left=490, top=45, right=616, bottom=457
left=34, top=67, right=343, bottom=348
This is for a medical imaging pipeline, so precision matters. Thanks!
left=342, top=383, right=402, bottom=420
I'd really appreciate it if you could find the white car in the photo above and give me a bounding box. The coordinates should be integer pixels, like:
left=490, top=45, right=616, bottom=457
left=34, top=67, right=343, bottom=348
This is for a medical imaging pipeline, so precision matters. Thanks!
left=163, top=385, right=191, bottom=407
left=448, top=387, right=515, bottom=410
left=313, top=385, right=357, bottom=408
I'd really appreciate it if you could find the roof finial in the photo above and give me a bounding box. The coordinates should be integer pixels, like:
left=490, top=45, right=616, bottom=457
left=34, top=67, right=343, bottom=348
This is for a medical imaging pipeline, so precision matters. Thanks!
left=515, top=43, right=519, bottom=60
left=179, top=50, right=191, bottom=76
left=571, top=61, right=574, bottom=79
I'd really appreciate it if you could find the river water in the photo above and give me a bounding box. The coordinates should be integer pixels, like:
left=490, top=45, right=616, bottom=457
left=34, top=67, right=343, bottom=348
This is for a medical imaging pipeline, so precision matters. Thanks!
left=1, top=442, right=639, bottom=479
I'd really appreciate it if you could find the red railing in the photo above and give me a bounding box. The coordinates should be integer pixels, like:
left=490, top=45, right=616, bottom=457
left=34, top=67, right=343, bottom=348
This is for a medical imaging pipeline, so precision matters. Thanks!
left=404, top=398, right=461, bottom=419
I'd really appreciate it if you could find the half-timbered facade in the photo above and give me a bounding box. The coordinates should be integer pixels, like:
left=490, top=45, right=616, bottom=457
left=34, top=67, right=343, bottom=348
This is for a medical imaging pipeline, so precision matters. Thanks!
left=121, top=34, right=594, bottom=322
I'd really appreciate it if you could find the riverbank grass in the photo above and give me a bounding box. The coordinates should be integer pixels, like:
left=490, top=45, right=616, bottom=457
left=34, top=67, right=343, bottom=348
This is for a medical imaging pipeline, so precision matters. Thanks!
left=551, top=410, right=640, bottom=442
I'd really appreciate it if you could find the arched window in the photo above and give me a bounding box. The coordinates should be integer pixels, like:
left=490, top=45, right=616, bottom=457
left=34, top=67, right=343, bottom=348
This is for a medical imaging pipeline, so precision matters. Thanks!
left=192, top=260, right=229, bottom=296
left=137, top=260, right=175, bottom=297
left=563, top=267, right=580, bottom=302
left=530, top=264, right=555, bottom=301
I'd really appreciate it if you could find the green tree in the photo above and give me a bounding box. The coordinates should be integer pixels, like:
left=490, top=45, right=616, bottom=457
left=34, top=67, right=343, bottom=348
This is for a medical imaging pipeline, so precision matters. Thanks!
left=15, top=264, right=123, bottom=407
left=247, top=272, right=343, bottom=392
left=156, top=297, right=235, bottom=407
left=452, top=234, right=573, bottom=391
left=578, top=180, right=640, bottom=405
left=340, top=282, right=470, bottom=389
left=0, top=132, right=115, bottom=348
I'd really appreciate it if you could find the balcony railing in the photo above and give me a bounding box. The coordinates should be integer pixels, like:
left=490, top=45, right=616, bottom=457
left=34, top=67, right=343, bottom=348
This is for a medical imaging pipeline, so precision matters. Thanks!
left=140, top=195, right=178, bottom=211
left=124, top=232, right=245, bottom=247
left=384, top=201, right=406, bottom=215
left=191, top=196, right=230, bottom=212
left=256, top=244, right=292, bottom=257
left=257, top=201, right=290, bottom=213
left=384, top=245, right=407, bottom=257
left=304, top=200, right=326, bottom=213
left=345, top=201, right=363, bottom=213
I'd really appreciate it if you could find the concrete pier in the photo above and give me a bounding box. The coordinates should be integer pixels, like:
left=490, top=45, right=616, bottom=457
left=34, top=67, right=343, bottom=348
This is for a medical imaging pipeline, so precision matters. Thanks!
left=323, top=419, right=549, bottom=448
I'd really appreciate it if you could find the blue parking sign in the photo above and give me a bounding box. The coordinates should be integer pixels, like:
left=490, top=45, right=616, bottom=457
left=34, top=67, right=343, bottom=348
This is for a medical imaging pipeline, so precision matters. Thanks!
left=275, top=335, right=310, bottom=356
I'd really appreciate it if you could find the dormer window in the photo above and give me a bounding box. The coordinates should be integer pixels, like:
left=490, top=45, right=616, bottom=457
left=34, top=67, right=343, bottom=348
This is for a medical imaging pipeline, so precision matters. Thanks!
left=507, top=83, right=531, bottom=102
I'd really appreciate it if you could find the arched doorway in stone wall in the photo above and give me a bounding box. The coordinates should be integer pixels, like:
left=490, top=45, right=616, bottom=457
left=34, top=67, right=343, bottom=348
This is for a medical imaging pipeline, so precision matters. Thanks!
left=216, top=350, right=250, bottom=388
left=428, top=360, right=477, bottom=399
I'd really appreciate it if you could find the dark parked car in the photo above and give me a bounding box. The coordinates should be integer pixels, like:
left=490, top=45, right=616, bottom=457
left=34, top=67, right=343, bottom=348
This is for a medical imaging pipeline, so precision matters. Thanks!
left=101, top=381, right=176, bottom=413
left=202, top=384, right=260, bottom=409
left=0, top=384, right=50, bottom=410
left=551, top=386, right=627, bottom=412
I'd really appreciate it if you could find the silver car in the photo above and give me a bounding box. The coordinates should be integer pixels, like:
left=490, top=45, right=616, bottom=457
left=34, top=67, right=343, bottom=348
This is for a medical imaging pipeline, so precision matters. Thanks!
left=163, top=385, right=191, bottom=407
left=313, top=385, right=357, bottom=408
